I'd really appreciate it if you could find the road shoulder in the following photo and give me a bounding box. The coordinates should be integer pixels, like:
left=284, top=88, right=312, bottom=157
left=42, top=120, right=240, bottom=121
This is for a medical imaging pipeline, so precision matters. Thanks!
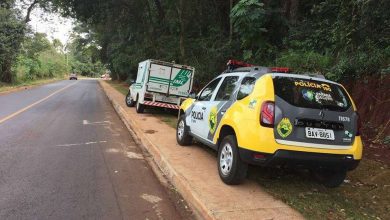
left=99, top=80, right=304, bottom=220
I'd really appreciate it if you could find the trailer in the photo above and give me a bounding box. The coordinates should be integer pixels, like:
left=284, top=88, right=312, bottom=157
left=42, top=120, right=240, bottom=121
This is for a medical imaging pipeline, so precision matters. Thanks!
left=125, top=59, right=195, bottom=113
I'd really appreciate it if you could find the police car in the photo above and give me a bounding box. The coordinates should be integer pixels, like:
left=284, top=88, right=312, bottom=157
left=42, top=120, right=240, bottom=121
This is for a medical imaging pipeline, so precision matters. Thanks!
left=176, top=60, right=362, bottom=187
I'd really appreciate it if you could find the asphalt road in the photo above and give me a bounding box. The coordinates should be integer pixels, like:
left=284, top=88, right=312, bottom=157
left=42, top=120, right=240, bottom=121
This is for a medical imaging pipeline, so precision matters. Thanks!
left=0, top=80, right=187, bottom=219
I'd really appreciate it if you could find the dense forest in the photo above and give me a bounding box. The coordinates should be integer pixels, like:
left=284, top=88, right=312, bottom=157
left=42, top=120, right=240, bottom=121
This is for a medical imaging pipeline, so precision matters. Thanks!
left=0, top=0, right=389, bottom=84
left=53, top=0, right=390, bottom=84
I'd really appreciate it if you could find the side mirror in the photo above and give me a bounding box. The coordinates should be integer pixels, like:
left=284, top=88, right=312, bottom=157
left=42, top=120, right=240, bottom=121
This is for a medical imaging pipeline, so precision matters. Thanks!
left=129, top=79, right=135, bottom=85
left=188, top=91, right=196, bottom=99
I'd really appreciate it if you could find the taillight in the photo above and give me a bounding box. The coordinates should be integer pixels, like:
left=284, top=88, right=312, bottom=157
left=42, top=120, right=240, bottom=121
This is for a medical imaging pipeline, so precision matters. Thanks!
left=356, top=112, right=362, bottom=136
left=260, top=101, right=275, bottom=127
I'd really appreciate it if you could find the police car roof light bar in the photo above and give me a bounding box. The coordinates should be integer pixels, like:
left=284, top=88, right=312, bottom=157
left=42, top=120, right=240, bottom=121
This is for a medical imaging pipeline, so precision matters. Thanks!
left=227, top=60, right=255, bottom=71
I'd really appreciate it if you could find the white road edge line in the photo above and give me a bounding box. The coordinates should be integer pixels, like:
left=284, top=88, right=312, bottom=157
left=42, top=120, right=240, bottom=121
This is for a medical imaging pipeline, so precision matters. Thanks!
left=82, top=120, right=111, bottom=125
left=56, top=140, right=108, bottom=147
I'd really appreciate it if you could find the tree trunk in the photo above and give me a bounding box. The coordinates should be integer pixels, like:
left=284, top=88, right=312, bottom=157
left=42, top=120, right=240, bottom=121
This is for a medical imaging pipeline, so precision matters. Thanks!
left=283, top=0, right=299, bottom=25
left=290, top=0, right=299, bottom=25
left=153, top=0, right=164, bottom=21
left=25, top=0, right=39, bottom=23
left=177, top=0, right=185, bottom=61
left=229, top=0, right=233, bottom=43
left=1, top=59, right=13, bottom=83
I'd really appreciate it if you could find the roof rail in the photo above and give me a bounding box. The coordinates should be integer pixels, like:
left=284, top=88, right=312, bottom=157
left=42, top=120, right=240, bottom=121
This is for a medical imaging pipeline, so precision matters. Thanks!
left=303, top=73, right=326, bottom=79
left=271, top=67, right=291, bottom=73
left=232, top=66, right=271, bottom=73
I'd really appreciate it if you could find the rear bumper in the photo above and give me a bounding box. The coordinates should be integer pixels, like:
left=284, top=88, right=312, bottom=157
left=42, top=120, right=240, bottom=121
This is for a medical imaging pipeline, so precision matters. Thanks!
left=239, top=148, right=360, bottom=171
left=143, top=101, right=179, bottom=109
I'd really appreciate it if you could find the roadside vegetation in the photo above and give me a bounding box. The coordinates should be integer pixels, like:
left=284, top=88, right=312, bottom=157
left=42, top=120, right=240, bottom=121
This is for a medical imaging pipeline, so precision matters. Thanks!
left=0, top=0, right=105, bottom=88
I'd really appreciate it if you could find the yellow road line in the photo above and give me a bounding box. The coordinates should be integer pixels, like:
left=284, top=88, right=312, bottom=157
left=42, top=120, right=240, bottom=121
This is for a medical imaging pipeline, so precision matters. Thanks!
left=0, top=81, right=78, bottom=125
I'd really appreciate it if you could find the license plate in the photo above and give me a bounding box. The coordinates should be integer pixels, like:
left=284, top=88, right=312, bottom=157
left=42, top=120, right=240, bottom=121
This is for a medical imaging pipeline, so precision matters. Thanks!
left=155, top=95, right=178, bottom=104
left=305, top=127, right=335, bottom=140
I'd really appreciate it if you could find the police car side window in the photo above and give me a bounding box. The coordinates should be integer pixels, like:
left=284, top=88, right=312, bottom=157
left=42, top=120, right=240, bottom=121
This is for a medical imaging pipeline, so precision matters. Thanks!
left=237, top=77, right=256, bottom=100
left=198, top=78, right=222, bottom=101
left=215, top=76, right=239, bottom=101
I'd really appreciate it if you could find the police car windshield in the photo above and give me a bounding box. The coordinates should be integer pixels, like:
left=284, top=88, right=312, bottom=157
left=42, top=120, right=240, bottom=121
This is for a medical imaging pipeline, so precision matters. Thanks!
left=273, top=76, right=352, bottom=111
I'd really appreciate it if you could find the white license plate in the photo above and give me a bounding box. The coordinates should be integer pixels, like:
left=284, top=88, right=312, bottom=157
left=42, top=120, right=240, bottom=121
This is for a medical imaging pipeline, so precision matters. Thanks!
left=305, top=127, right=335, bottom=140
left=155, top=95, right=178, bottom=104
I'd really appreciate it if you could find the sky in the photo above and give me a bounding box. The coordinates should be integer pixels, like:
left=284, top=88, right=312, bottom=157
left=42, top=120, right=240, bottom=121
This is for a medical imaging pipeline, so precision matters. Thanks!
left=26, top=5, right=75, bottom=45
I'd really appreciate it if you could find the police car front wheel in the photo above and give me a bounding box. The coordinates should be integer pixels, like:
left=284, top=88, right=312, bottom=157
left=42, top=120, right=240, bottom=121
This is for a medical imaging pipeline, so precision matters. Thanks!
left=176, top=116, right=192, bottom=146
left=218, top=135, right=248, bottom=185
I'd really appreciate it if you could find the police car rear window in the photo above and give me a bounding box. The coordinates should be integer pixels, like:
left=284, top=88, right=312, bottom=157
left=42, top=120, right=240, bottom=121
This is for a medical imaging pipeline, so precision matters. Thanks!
left=273, top=76, right=352, bottom=111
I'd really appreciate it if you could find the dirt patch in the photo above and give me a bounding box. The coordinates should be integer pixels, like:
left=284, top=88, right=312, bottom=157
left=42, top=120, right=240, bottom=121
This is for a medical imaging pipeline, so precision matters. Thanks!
left=144, top=129, right=157, bottom=134
left=343, top=75, right=390, bottom=164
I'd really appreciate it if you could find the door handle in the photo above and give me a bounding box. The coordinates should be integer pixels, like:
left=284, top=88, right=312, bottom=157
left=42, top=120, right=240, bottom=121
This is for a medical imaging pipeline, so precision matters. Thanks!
left=202, top=107, right=206, bottom=110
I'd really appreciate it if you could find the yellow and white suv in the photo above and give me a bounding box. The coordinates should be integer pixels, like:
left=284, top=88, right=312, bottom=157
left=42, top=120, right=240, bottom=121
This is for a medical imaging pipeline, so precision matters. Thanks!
left=176, top=62, right=362, bottom=187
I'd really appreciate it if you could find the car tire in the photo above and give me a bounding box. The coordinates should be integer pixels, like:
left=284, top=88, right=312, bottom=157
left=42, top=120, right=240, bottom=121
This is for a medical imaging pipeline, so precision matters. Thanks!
left=313, top=169, right=347, bottom=188
left=217, top=135, right=248, bottom=185
left=136, top=97, right=145, bottom=113
left=125, top=91, right=135, bottom=107
left=176, top=115, right=192, bottom=146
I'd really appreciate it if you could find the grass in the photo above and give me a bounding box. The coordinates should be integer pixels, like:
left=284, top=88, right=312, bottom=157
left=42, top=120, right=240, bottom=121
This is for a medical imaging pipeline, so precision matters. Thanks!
left=248, top=160, right=389, bottom=220
left=150, top=109, right=178, bottom=129
left=106, top=80, right=129, bottom=96
left=107, top=80, right=389, bottom=220
left=0, top=77, right=63, bottom=93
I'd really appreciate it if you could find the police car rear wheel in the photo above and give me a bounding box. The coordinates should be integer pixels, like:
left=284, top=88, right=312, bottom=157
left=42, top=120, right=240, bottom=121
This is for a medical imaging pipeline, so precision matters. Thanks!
left=125, top=91, right=135, bottom=107
left=218, top=135, right=248, bottom=185
left=313, top=169, right=347, bottom=188
left=176, top=116, right=192, bottom=146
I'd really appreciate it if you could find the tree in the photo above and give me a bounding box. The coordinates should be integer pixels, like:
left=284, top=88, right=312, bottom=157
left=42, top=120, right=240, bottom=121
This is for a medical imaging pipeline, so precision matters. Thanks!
left=0, top=1, right=25, bottom=83
left=46, top=0, right=389, bottom=83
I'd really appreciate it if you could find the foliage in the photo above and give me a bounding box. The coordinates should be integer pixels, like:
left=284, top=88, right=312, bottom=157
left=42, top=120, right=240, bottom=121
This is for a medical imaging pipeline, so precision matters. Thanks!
left=67, top=25, right=106, bottom=77
left=3, top=0, right=390, bottom=85
left=0, top=1, right=25, bottom=83
left=275, top=50, right=332, bottom=74
left=16, top=33, right=69, bottom=81
left=230, top=0, right=266, bottom=60
left=0, top=1, right=71, bottom=84
left=46, top=0, right=387, bottom=84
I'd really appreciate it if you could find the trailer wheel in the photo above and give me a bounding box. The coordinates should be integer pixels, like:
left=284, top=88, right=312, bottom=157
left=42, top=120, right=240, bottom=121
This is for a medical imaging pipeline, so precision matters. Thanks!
left=125, top=91, right=135, bottom=107
left=136, top=98, right=145, bottom=113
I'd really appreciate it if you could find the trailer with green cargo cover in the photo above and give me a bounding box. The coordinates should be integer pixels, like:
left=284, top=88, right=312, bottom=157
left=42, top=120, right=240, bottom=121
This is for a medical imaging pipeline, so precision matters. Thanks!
left=125, top=59, right=195, bottom=113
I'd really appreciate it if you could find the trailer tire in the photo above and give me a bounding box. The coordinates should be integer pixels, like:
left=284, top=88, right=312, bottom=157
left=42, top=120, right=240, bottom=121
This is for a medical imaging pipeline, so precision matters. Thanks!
left=136, top=97, right=145, bottom=113
left=125, top=91, right=135, bottom=107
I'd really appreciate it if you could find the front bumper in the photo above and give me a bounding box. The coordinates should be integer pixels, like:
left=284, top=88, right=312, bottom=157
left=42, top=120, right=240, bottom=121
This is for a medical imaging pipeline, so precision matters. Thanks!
left=239, top=148, right=360, bottom=171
